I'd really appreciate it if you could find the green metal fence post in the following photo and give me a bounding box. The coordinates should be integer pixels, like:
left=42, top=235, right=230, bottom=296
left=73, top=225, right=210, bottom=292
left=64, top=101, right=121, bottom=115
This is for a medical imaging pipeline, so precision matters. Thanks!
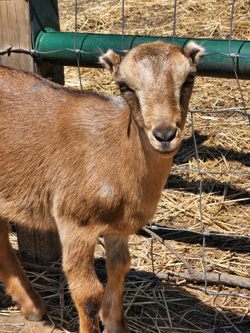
left=29, top=0, right=64, bottom=84
left=34, top=30, right=250, bottom=79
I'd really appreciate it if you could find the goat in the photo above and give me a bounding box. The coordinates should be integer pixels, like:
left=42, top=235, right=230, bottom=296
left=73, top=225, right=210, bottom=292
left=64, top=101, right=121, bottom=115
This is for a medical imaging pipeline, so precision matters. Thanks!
left=0, top=41, right=204, bottom=333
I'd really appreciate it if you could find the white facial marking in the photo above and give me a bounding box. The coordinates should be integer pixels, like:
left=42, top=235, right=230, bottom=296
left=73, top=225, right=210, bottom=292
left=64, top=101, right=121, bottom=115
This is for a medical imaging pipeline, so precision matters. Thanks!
left=138, top=60, right=154, bottom=84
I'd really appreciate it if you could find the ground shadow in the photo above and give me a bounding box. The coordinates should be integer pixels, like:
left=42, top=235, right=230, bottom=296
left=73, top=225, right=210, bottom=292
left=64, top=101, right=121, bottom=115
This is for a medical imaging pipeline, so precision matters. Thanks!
left=174, top=132, right=250, bottom=167
left=1, top=259, right=249, bottom=333
left=139, top=225, right=250, bottom=253
left=164, top=131, right=250, bottom=205
left=166, top=174, right=250, bottom=205
left=124, top=271, right=250, bottom=333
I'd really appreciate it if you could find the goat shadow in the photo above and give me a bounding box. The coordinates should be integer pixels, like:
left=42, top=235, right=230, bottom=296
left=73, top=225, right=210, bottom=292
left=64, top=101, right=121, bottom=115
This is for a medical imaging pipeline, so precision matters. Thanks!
left=1, top=257, right=249, bottom=333
left=168, top=131, right=250, bottom=205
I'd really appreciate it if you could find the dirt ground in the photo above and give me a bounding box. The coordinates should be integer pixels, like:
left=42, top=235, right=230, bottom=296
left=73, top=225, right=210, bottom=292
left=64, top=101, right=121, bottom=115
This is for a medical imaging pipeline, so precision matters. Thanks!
left=0, top=313, right=62, bottom=333
left=0, top=0, right=250, bottom=333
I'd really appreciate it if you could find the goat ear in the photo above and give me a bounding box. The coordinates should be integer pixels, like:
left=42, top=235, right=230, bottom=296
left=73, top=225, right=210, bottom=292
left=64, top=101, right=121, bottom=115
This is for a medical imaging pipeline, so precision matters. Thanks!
left=99, top=50, right=121, bottom=74
left=184, top=41, right=205, bottom=65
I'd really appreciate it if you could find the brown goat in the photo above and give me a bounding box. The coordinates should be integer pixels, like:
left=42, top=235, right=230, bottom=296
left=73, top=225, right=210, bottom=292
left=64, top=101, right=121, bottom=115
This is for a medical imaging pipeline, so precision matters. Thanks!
left=0, top=41, right=204, bottom=333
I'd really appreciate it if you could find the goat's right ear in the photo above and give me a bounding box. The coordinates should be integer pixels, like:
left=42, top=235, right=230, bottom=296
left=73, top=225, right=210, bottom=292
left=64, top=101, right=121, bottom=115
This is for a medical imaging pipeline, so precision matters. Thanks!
left=184, top=41, right=205, bottom=65
left=99, top=50, right=121, bottom=75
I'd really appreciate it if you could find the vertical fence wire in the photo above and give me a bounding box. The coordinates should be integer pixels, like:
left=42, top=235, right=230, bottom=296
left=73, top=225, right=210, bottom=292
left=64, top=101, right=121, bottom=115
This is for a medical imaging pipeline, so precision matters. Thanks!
left=121, top=0, right=125, bottom=52
left=74, top=0, right=83, bottom=91
left=13, top=1, right=20, bottom=70
left=172, top=0, right=177, bottom=38
left=228, top=0, right=235, bottom=54
left=228, top=0, right=249, bottom=123
left=190, top=114, right=209, bottom=293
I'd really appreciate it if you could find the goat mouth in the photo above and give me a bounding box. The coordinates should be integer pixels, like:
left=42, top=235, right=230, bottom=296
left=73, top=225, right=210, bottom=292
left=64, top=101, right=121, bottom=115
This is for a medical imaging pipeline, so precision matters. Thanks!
left=155, top=142, right=181, bottom=155
left=148, top=131, right=181, bottom=155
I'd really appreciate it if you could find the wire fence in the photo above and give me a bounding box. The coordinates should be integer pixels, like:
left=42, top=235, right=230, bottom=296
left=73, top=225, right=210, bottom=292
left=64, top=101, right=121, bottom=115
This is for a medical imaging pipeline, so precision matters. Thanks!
left=106, top=0, right=250, bottom=301
left=118, top=0, right=249, bottom=301
left=168, top=0, right=249, bottom=299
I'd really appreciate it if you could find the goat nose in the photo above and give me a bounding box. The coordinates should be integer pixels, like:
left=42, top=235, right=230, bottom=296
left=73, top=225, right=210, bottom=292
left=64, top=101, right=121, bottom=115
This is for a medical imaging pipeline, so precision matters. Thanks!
left=153, top=126, right=177, bottom=143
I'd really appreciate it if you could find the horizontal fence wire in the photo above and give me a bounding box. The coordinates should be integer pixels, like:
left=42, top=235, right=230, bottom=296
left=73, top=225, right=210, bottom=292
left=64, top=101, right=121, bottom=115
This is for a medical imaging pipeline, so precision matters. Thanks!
left=172, top=165, right=250, bottom=176
left=143, top=224, right=250, bottom=244
left=2, top=45, right=250, bottom=60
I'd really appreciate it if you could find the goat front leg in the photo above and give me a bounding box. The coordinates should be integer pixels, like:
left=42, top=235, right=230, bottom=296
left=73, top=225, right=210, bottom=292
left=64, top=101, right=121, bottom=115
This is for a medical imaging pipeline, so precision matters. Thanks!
left=102, top=235, right=131, bottom=333
left=58, top=222, right=103, bottom=333
left=0, top=218, right=46, bottom=321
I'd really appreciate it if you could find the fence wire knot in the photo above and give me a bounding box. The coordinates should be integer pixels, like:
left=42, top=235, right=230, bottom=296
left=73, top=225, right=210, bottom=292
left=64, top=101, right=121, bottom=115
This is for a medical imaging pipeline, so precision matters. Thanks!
left=229, top=52, right=239, bottom=58
left=7, top=45, right=12, bottom=56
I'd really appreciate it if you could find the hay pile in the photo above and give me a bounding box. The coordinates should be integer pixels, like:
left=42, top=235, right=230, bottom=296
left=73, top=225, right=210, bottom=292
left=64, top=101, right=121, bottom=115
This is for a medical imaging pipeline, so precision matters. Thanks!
left=0, top=1, right=249, bottom=332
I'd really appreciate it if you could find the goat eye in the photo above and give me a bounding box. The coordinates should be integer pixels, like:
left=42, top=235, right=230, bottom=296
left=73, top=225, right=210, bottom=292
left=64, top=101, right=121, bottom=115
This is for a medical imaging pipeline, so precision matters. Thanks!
left=180, top=74, right=196, bottom=105
left=118, top=81, right=135, bottom=93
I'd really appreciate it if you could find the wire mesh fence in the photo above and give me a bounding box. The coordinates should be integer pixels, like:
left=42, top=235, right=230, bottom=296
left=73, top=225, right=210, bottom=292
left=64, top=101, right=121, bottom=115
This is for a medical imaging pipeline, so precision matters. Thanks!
left=68, top=0, right=250, bottom=301
left=72, top=6, right=250, bottom=330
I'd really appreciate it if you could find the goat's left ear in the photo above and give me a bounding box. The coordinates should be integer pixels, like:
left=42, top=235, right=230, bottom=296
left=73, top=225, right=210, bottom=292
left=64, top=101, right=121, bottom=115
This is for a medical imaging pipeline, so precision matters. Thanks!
left=184, top=41, right=205, bottom=65
left=99, top=50, right=121, bottom=76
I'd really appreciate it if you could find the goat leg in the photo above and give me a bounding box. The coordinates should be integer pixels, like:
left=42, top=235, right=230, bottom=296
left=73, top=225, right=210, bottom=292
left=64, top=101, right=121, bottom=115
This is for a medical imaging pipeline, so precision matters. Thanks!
left=102, top=234, right=130, bottom=333
left=0, top=219, right=46, bottom=321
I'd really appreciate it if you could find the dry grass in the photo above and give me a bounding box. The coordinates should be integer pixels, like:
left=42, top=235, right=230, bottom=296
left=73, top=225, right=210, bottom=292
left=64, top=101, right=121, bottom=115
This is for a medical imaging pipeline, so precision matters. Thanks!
left=1, top=0, right=249, bottom=332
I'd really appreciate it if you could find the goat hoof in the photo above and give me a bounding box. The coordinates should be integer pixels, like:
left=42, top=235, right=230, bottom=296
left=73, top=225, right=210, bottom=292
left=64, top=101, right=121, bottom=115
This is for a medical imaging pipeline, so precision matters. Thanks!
left=22, top=303, right=47, bottom=322
left=24, top=312, right=44, bottom=322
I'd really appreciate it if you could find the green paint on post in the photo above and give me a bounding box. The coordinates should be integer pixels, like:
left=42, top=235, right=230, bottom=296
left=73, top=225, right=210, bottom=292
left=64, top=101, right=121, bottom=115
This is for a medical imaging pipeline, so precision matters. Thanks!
left=29, top=0, right=64, bottom=83
left=29, top=0, right=60, bottom=40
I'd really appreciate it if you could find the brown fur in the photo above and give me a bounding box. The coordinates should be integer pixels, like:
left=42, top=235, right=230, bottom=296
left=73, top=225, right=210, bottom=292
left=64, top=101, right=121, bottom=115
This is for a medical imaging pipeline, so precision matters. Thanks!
left=0, top=41, right=204, bottom=333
